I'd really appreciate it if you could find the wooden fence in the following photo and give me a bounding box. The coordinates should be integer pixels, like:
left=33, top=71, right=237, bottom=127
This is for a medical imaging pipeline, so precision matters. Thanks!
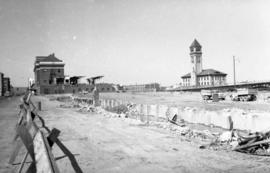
left=9, top=91, right=82, bottom=173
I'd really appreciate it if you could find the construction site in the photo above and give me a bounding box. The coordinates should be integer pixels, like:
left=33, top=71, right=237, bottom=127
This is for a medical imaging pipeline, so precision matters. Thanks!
left=1, top=0, right=270, bottom=173
left=1, top=50, right=270, bottom=172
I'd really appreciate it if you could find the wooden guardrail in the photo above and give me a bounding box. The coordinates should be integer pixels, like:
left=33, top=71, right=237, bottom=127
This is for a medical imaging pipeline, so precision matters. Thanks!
left=9, top=90, right=82, bottom=173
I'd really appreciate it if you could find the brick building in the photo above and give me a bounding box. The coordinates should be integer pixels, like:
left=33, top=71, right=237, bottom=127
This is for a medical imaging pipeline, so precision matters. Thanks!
left=0, top=72, right=11, bottom=96
left=3, top=77, right=11, bottom=95
left=34, top=53, right=65, bottom=94
left=181, top=39, right=227, bottom=87
left=34, top=53, right=65, bottom=86
left=34, top=53, right=117, bottom=94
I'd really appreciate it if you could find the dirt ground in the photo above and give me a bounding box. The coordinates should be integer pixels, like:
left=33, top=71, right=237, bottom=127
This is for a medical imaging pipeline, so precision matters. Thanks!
left=1, top=96, right=270, bottom=173
left=100, top=92, right=270, bottom=112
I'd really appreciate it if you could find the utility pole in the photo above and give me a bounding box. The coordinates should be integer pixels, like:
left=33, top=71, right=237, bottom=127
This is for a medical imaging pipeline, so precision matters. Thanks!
left=233, top=56, right=236, bottom=85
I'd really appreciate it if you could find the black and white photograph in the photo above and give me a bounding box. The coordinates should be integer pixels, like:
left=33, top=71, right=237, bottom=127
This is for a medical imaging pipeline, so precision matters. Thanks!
left=0, top=0, right=270, bottom=172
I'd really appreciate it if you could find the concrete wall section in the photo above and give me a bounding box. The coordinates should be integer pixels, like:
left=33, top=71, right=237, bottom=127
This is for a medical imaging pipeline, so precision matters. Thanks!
left=148, top=105, right=158, bottom=117
left=99, top=99, right=270, bottom=132
left=158, top=105, right=168, bottom=118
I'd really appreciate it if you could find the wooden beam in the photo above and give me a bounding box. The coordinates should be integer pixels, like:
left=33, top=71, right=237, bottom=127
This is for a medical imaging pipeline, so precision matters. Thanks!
left=234, top=139, right=270, bottom=151
left=33, top=130, right=59, bottom=173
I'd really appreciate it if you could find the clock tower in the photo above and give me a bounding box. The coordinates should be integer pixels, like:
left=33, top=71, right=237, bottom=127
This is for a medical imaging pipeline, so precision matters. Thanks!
left=189, top=39, right=202, bottom=86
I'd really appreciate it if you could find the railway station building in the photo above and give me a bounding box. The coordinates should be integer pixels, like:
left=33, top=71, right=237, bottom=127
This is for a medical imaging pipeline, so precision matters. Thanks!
left=181, top=39, right=227, bottom=87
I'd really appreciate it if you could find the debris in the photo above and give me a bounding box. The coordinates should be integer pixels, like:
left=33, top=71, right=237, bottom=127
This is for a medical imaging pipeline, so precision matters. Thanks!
left=106, top=104, right=129, bottom=114
left=168, top=114, right=185, bottom=127
left=199, top=145, right=206, bottom=149
left=201, top=129, right=270, bottom=155
left=219, top=131, right=232, bottom=142
left=229, top=141, right=239, bottom=149
left=232, top=130, right=270, bottom=155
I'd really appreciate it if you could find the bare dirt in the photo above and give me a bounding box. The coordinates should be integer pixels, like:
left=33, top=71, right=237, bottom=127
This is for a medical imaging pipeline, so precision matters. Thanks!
left=1, top=95, right=270, bottom=173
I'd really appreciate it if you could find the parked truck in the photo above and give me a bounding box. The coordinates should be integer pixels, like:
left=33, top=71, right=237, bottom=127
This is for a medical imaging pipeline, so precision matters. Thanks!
left=231, top=88, right=257, bottom=101
left=201, top=89, right=226, bottom=101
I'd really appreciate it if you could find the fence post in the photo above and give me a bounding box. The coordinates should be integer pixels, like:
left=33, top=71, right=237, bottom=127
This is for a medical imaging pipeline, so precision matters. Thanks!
left=37, top=101, right=41, bottom=111
left=147, top=105, right=150, bottom=125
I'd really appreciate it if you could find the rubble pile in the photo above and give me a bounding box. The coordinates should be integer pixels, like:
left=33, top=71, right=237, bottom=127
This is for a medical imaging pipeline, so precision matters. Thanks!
left=233, top=130, right=270, bottom=155
left=56, top=96, right=82, bottom=109
left=56, top=96, right=72, bottom=102
left=100, top=105, right=219, bottom=142
left=56, top=97, right=270, bottom=156
left=105, top=104, right=129, bottom=114
left=68, top=100, right=219, bottom=141
left=200, top=130, right=270, bottom=155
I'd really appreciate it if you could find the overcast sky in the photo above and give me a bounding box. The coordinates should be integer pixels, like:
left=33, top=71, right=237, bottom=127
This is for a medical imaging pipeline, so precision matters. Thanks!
left=0, top=0, right=269, bottom=86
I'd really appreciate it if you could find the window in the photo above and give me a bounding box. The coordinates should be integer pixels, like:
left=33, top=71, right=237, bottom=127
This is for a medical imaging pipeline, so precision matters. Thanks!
left=197, top=57, right=200, bottom=63
left=58, top=69, right=61, bottom=73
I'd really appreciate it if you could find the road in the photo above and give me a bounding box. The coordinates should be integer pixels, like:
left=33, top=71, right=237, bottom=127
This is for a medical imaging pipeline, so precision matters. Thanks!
left=1, top=96, right=270, bottom=173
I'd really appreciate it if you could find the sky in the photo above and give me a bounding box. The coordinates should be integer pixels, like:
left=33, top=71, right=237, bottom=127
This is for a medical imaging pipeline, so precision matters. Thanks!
left=0, top=0, right=270, bottom=87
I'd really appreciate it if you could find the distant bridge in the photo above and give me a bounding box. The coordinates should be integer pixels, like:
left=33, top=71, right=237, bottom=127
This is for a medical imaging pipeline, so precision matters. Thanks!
left=174, top=81, right=270, bottom=91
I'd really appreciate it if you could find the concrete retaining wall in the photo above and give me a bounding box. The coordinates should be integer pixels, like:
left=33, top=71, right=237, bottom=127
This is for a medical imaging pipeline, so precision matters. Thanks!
left=99, top=99, right=270, bottom=132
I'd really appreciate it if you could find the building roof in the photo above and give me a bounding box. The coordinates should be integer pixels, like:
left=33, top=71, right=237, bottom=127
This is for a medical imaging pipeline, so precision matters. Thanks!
left=35, top=53, right=63, bottom=63
left=181, top=69, right=227, bottom=78
left=190, top=39, right=201, bottom=48
left=34, top=53, right=65, bottom=71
